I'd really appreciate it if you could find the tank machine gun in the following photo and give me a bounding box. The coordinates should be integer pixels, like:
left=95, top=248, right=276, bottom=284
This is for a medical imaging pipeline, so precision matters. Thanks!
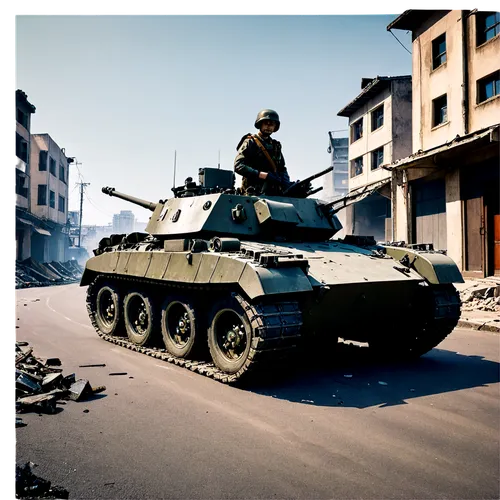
left=82, top=166, right=463, bottom=385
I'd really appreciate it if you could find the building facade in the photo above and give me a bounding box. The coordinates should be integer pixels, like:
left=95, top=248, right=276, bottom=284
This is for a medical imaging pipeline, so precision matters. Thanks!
left=29, top=133, right=72, bottom=262
left=337, top=76, right=413, bottom=242
left=15, top=90, right=36, bottom=261
left=388, top=10, right=500, bottom=277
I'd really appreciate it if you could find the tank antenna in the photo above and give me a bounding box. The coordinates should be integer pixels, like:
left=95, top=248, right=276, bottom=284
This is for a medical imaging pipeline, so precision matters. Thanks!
left=218, top=149, right=220, bottom=169
left=173, top=150, right=177, bottom=188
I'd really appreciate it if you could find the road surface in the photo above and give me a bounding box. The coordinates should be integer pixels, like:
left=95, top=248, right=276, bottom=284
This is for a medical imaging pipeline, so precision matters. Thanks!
left=14, top=284, right=500, bottom=499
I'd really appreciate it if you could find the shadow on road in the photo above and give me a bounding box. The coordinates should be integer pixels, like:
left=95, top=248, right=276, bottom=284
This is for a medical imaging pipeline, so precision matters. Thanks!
left=243, top=343, right=500, bottom=408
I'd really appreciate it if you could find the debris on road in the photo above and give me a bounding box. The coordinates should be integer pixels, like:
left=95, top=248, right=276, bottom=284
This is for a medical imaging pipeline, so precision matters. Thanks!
left=15, top=341, right=106, bottom=416
left=16, top=462, right=69, bottom=499
left=16, top=257, right=84, bottom=289
left=460, top=281, right=500, bottom=312
left=79, top=363, right=106, bottom=368
left=109, top=372, right=128, bottom=376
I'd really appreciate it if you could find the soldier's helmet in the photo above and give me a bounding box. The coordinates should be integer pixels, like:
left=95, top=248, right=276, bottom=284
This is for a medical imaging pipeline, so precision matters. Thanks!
left=254, top=109, right=280, bottom=132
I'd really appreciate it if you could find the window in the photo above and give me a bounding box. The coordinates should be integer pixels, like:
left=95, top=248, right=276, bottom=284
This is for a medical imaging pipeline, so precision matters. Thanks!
left=432, top=33, right=447, bottom=70
left=16, top=172, right=28, bottom=197
left=477, top=70, right=500, bottom=103
left=39, top=151, right=47, bottom=171
left=58, top=195, right=65, bottom=213
left=476, top=12, right=500, bottom=46
left=17, top=108, right=28, bottom=128
left=351, top=156, right=363, bottom=177
left=49, top=190, right=55, bottom=209
left=351, top=118, right=363, bottom=143
left=432, top=94, right=448, bottom=126
left=371, top=147, right=384, bottom=170
left=59, top=163, right=65, bottom=182
left=49, top=157, right=56, bottom=176
left=371, top=105, right=384, bottom=131
left=19, top=139, right=28, bottom=163
left=37, top=185, right=47, bottom=205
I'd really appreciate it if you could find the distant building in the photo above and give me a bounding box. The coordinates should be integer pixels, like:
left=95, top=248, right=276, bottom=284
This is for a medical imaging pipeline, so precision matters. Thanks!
left=337, top=75, right=413, bottom=242
left=322, top=132, right=349, bottom=239
left=323, top=132, right=349, bottom=202
left=29, top=133, right=73, bottom=262
left=113, top=210, right=135, bottom=234
left=388, top=9, right=499, bottom=277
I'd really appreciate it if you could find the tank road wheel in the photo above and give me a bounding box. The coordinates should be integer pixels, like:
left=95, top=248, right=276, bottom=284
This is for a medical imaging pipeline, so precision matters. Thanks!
left=124, top=291, right=157, bottom=347
left=207, top=295, right=254, bottom=375
left=161, top=297, right=200, bottom=358
left=93, top=282, right=123, bottom=336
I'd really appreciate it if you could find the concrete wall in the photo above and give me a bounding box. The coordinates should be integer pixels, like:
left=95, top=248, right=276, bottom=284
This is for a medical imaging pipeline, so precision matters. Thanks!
left=445, top=168, right=463, bottom=267
left=467, top=13, right=500, bottom=132
left=391, top=79, right=413, bottom=161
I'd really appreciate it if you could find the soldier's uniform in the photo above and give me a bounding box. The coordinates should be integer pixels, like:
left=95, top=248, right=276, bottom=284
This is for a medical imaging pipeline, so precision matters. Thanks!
left=234, top=133, right=291, bottom=195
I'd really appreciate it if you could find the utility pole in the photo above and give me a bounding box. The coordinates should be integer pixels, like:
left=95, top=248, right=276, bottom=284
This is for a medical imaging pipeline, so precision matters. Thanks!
left=77, top=182, right=90, bottom=247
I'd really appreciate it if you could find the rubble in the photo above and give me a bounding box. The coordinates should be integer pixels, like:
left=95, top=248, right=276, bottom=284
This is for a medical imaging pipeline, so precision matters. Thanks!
left=16, top=462, right=69, bottom=499
left=15, top=341, right=106, bottom=417
left=15, top=257, right=84, bottom=289
left=459, top=281, right=500, bottom=313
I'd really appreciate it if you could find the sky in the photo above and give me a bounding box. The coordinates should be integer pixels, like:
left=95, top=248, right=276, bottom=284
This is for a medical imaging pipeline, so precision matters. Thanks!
left=14, top=12, right=415, bottom=226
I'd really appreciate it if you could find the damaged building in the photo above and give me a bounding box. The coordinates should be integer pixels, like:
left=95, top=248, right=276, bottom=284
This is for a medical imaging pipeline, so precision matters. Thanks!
left=15, top=89, right=84, bottom=286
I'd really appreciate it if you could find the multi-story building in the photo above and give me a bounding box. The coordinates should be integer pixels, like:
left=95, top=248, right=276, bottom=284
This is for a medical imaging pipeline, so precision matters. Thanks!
left=113, top=210, right=135, bottom=234
left=337, top=76, right=413, bottom=242
left=29, top=133, right=73, bottom=262
left=15, top=90, right=36, bottom=260
left=388, top=9, right=500, bottom=277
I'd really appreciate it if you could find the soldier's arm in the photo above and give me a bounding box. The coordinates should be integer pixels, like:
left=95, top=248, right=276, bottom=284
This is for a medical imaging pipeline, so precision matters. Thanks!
left=234, top=139, right=261, bottom=179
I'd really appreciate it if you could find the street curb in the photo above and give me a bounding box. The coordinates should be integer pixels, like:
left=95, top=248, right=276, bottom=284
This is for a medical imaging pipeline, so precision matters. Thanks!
left=457, top=319, right=500, bottom=334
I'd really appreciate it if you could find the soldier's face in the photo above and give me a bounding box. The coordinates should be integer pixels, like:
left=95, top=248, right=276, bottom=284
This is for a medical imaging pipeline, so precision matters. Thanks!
left=260, top=120, right=276, bottom=135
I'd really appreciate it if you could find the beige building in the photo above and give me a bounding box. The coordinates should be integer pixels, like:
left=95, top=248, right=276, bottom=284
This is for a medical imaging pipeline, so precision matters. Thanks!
left=336, top=76, right=413, bottom=242
left=388, top=9, right=500, bottom=277
left=29, top=134, right=73, bottom=262
left=15, top=89, right=39, bottom=261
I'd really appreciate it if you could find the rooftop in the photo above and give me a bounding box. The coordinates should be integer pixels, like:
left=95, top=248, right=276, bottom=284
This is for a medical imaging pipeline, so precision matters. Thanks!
left=337, top=76, right=411, bottom=118
left=385, top=124, right=500, bottom=171
left=387, top=10, right=450, bottom=32
left=16, top=89, right=36, bottom=114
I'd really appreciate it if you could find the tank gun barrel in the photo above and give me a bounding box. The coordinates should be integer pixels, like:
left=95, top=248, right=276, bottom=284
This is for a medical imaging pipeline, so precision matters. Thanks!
left=282, top=166, right=333, bottom=196
left=102, top=187, right=159, bottom=212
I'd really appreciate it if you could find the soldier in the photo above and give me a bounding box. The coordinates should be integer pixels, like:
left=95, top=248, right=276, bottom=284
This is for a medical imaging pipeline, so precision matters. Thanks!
left=234, top=109, right=293, bottom=196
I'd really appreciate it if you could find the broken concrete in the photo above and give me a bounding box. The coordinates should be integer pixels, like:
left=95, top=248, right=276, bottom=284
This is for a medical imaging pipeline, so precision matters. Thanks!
left=15, top=257, right=84, bottom=289
left=15, top=341, right=106, bottom=416
left=454, top=277, right=500, bottom=332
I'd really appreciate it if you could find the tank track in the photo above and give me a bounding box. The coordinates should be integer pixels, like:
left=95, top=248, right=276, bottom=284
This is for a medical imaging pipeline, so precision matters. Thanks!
left=371, top=284, right=462, bottom=358
left=86, top=275, right=303, bottom=384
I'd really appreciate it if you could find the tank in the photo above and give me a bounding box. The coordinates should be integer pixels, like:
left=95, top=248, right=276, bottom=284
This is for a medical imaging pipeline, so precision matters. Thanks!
left=81, top=167, right=463, bottom=384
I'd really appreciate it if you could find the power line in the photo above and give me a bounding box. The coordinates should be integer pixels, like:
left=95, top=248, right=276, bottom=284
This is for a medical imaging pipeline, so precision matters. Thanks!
left=84, top=190, right=113, bottom=217
left=389, top=29, right=412, bottom=54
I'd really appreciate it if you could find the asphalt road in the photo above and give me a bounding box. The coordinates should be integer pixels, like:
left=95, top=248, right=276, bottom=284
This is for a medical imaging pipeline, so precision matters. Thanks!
left=14, top=284, right=500, bottom=500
